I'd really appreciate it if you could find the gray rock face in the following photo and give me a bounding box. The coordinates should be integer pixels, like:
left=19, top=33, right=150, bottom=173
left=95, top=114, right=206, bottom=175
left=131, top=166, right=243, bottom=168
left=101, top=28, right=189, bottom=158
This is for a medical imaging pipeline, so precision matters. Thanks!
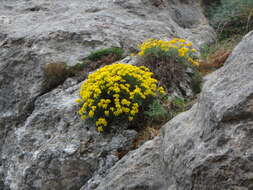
left=83, top=137, right=166, bottom=190
left=0, top=1, right=215, bottom=189
left=1, top=79, right=138, bottom=190
left=89, top=31, right=253, bottom=189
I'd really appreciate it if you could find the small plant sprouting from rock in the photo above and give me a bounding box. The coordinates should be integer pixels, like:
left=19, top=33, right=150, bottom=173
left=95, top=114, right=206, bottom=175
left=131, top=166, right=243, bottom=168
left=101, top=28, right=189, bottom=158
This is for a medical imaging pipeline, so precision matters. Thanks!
left=69, top=47, right=124, bottom=81
left=169, top=96, right=188, bottom=117
left=42, top=62, right=70, bottom=92
left=86, top=47, right=124, bottom=62
left=198, top=36, right=242, bottom=75
left=76, top=63, right=166, bottom=132
left=144, top=98, right=169, bottom=125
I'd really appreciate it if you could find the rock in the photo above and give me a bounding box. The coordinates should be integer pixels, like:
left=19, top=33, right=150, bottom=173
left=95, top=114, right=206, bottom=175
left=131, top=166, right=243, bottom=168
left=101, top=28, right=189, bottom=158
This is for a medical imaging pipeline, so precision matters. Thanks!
left=87, top=31, right=253, bottom=190
left=82, top=137, right=166, bottom=190
left=1, top=82, right=138, bottom=190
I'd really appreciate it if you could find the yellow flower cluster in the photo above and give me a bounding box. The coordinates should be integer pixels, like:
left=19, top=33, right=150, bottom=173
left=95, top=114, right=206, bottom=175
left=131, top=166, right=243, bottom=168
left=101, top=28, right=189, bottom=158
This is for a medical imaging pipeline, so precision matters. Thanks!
left=138, top=38, right=199, bottom=66
left=77, top=63, right=165, bottom=132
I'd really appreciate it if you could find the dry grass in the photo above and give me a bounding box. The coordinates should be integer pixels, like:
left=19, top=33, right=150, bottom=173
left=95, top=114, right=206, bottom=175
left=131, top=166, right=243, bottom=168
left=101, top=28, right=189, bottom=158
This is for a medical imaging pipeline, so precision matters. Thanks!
left=199, top=37, right=241, bottom=75
left=42, top=62, right=70, bottom=92
left=199, top=50, right=231, bottom=75
left=132, top=126, right=160, bottom=149
left=113, top=126, right=160, bottom=159
left=113, top=124, right=161, bottom=159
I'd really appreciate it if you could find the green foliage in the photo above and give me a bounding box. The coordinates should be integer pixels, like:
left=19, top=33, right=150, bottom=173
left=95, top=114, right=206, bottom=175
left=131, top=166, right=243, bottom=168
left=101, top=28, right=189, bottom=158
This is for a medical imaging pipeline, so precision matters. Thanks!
left=169, top=96, right=188, bottom=118
left=171, top=96, right=186, bottom=111
left=69, top=47, right=124, bottom=81
left=200, top=44, right=216, bottom=61
left=86, top=47, right=124, bottom=62
left=144, top=99, right=169, bottom=124
left=190, top=66, right=202, bottom=94
left=199, top=36, right=242, bottom=75
left=144, top=95, right=194, bottom=126
left=200, top=37, right=242, bottom=60
left=207, top=0, right=253, bottom=40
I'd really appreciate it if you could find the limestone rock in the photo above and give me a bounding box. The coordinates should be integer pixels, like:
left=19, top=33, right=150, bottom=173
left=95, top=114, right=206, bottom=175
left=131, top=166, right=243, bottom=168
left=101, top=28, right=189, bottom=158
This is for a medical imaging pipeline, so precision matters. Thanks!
left=83, top=137, right=166, bottom=190
left=1, top=81, right=138, bottom=190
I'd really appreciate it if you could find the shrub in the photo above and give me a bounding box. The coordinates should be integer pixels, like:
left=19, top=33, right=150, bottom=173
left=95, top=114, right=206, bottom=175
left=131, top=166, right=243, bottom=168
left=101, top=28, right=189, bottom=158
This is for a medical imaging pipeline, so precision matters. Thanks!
left=144, top=98, right=169, bottom=124
left=138, top=38, right=199, bottom=66
left=137, top=38, right=201, bottom=95
left=76, top=63, right=166, bottom=132
left=171, top=96, right=187, bottom=113
left=42, top=62, right=70, bottom=92
left=191, top=70, right=202, bottom=94
left=69, top=47, right=124, bottom=81
left=86, top=47, right=124, bottom=62
left=207, top=0, right=253, bottom=40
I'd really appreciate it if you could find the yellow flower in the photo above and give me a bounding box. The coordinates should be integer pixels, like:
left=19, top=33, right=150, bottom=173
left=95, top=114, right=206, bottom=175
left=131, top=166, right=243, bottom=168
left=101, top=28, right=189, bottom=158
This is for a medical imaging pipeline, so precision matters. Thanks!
left=137, top=38, right=198, bottom=66
left=97, top=126, right=104, bottom=132
left=96, top=118, right=107, bottom=126
left=192, top=48, right=197, bottom=53
left=128, top=116, right=134, bottom=121
left=178, top=39, right=186, bottom=43
left=104, top=111, right=110, bottom=116
left=186, top=42, right=193, bottom=47
left=75, top=99, right=82, bottom=104
left=192, top=61, right=200, bottom=67
left=121, top=99, right=130, bottom=106
left=81, top=115, right=87, bottom=120
left=77, top=63, right=166, bottom=129
left=158, top=87, right=166, bottom=94
left=88, top=111, right=94, bottom=117
left=122, top=107, right=130, bottom=113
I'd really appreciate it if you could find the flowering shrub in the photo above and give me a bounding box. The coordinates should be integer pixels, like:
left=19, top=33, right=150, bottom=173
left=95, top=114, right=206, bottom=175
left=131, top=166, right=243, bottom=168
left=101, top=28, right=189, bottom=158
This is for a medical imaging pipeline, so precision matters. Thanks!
left=76, top=63, right=165, bottom=132
left=138, top=38, right=199, bottom=66
left=137, top=38, right=202, bottom=95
